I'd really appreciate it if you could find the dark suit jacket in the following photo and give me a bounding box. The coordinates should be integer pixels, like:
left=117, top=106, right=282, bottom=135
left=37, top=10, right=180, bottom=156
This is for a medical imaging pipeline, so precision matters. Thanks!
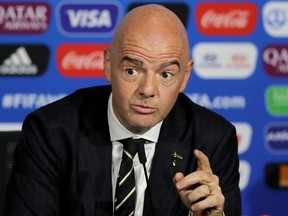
left=5, top=85, right=241, bottom=216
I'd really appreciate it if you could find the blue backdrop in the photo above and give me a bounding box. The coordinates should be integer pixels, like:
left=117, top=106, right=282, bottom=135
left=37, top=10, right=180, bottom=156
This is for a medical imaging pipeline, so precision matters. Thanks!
left=0, top=0, right=288, bottom=215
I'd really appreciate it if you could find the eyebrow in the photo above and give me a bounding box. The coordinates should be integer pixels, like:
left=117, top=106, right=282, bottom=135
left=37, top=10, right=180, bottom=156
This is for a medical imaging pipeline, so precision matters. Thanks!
left=160, top=60, right=180, bottom=70
left=121, top=56, right=180, bottom=70
left=121, top=56, right=143, bottom=67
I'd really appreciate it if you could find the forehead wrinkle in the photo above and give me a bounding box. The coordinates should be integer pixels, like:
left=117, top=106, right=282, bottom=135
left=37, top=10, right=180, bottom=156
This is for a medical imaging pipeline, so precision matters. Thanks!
left=120, top=54, right=182, bottom=74
left=120, top=49, right=182, bottom=67
left=121, top=53, right=180, bottom=70
left=119, top=41, right=184, bottom=63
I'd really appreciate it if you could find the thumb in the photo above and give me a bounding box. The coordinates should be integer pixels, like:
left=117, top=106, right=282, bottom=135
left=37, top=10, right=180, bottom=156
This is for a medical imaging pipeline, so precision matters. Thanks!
left=173, top=172, right=184, bottom=184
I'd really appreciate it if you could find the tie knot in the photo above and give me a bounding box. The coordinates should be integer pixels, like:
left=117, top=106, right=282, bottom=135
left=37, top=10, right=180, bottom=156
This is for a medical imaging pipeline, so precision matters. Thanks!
left=120, top=138, right=146, bottom=158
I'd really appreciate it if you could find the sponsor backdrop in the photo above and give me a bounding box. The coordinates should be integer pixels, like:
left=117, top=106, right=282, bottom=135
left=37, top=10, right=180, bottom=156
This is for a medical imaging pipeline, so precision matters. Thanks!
left=0, top=0, right=287, bottom=215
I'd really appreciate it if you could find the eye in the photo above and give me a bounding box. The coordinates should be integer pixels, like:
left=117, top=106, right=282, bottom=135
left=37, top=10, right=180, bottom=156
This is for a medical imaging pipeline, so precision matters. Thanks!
left=125, top=68, right=138, bottom=76
left=161, top=71, right=173, bottom=80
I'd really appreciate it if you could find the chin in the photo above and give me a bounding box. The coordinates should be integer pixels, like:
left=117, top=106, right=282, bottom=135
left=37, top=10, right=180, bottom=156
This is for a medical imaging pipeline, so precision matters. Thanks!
left=127, top=121, right=155, bottom=134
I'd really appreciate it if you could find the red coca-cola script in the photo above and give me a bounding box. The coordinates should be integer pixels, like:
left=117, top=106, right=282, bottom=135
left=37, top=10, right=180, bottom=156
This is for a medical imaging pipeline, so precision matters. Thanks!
left=196, top=3, right=258, bottom=36
left=56, top=44, right=109, bottom=77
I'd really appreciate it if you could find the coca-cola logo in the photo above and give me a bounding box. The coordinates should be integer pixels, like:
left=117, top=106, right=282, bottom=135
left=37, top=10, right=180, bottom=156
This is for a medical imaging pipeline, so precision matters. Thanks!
left=263, top=45, right=288, bottom=77
left=196, top=3, right=258, bottom=35
left=56, top=44, right=109, bottom=77
left=201, top=9, right=249, bottom=29
left=62, top=51, right=103, bottom=70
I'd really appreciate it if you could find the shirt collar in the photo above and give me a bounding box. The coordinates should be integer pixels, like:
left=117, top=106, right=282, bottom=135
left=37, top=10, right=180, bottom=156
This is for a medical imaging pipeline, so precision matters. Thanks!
left=107, top=93, right=162, bottom=143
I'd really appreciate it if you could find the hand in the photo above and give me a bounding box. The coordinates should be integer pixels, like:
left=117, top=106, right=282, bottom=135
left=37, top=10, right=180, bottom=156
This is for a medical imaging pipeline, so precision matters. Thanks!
left=173, top=149, right=224, bottom=215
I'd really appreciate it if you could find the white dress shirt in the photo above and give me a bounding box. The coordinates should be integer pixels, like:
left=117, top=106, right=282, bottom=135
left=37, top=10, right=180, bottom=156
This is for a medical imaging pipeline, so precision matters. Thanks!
left=107, top=94, right=162, bottom=216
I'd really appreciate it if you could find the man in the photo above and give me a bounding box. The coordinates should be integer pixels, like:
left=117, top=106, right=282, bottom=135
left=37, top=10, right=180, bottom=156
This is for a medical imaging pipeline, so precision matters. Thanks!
left=5, top=4, right=241, bottom=216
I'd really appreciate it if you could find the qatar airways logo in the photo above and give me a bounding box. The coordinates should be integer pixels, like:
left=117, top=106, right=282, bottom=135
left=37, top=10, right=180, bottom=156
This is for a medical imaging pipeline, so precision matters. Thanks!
left=56, top=44, right=109, bottom=77
left=263, top=45, right=288, bottom=77
left=196, top=3, right=258, bottom=35
left=0, top=2, right=51, bottom=34
left=192, top=42, right=258, bottom=79
left=57, top=2, right=121, bottom=36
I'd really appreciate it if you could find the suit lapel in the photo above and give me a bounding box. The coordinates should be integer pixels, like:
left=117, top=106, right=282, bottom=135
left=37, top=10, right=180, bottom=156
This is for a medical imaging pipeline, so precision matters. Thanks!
left=146, top=100, right=197, bottom=215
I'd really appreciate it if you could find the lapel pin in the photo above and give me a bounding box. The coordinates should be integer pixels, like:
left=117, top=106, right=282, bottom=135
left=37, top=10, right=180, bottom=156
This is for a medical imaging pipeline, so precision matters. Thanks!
left=172, top=151, right=183, bottom=167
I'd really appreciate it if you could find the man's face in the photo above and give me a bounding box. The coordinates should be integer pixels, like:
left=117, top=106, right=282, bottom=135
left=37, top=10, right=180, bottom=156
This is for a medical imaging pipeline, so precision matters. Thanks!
left=105, top=24, right=192, bottom=134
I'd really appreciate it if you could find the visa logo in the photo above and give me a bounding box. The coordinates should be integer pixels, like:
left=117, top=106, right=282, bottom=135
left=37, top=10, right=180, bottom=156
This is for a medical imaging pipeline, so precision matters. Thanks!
left=57, top=3, right=121, bottom=36
left=66, top=9, right=112, bottom=28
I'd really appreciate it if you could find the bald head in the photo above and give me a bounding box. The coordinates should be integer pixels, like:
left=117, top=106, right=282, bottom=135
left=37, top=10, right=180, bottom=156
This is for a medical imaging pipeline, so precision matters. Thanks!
left=111, top=4, right=190, bottom=59
left=103, top=4, right=193, bottom=134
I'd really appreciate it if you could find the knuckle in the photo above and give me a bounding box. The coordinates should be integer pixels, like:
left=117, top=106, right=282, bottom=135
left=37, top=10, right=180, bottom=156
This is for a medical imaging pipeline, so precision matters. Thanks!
left=217, top=192, right=225, bottom=205
left=212, top=175, right=220, bottom=185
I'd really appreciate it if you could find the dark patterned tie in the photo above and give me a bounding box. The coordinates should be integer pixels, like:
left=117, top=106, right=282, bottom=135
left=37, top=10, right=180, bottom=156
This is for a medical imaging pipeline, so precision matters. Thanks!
left=114, top=138, right=146, bottom=216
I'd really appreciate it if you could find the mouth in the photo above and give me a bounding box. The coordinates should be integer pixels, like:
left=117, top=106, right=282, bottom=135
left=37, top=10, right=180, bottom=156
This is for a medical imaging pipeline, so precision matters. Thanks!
left=131, top=104, right=157, bottom=114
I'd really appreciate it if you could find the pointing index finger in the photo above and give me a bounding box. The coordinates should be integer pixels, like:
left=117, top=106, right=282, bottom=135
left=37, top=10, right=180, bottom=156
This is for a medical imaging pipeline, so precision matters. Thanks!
left=194, top=149, right=212, bottom=173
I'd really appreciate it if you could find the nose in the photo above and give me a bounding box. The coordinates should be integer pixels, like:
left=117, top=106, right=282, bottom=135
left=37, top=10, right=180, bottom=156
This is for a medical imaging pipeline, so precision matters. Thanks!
left=138, top=73, right=156, bottom=98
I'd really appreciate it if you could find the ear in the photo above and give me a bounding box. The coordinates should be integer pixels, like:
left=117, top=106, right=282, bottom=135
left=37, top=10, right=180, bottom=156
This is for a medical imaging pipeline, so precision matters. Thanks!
left=104, top=48, right=112, bottom=82
left=179, top=59, right=194, bottom=92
